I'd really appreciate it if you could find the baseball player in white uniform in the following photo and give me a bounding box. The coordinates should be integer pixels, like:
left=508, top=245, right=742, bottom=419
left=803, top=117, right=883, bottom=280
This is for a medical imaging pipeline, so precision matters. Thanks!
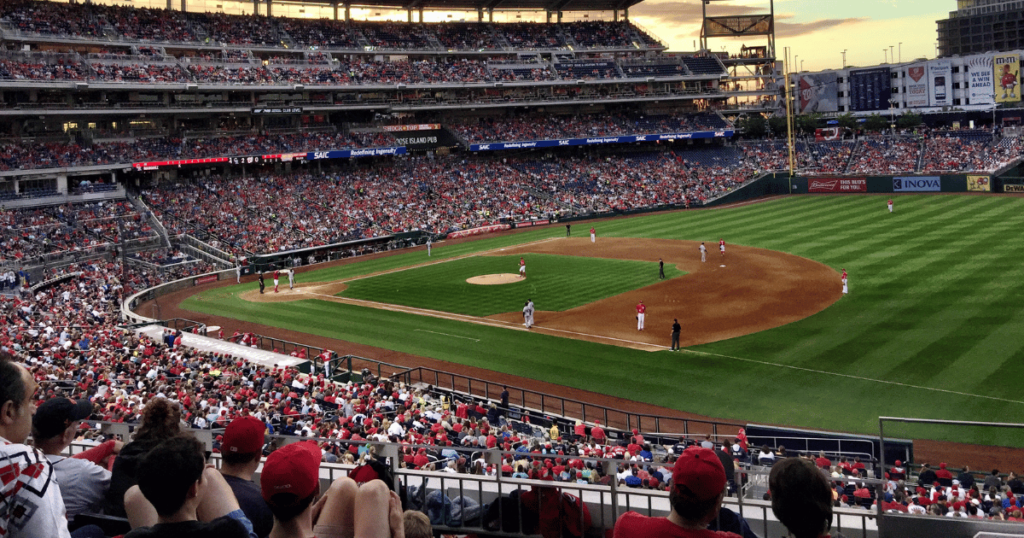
left=527, top=299, right=535, bottom=328
left=523, top=301, right=531, bottom=328
left=699, top=243, right=707, bottom=263
left=427, top=238, right=432, bottom=256
left=288, top=269, right=295, bottom=290
left=235, top=264, right=241, bottom=283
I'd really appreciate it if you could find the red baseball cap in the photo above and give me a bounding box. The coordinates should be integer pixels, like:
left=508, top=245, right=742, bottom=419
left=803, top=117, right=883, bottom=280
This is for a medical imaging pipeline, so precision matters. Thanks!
left=672, top=447, right=726, bottom=502
left=261, top=442, right=322, bottom=505
left=222, top=416, right=266, bottom=454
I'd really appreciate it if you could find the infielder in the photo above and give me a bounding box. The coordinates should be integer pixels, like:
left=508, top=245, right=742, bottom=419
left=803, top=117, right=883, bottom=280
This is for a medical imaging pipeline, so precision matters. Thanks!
left=841, top=268, right=848, bottom=295
left=519, top=257, right=526, bottom=278
left=527, top=298, right=535, bottom=328
left=636, top=300, right=646, bottom=331
left=887, top=199, right=893, bottom=213
left=522, top=301, right=533, bottom=329
left=288, top=269, right=295, bottom=290
left=719, top=239, right=725, bottom=257
left=273, top=269, right=280, bottom=293
left=590, top=226, right=596, bottom=243
left=699, top=242, right=707, bottom=263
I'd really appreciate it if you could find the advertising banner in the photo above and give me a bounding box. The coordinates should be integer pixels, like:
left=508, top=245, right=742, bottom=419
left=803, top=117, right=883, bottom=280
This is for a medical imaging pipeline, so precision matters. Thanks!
left=893, top=177, right=941, bottom=192
left=994, top=53, right=1020, bottom=103
left=966, top=55, right=995, bottom=106
left=382, top=124, right=441, bottom=132
left=1005, top=184, right=1024, bottom=193
left=306, top=147, right=407, bottom=160
left=194, top=275, right=218, bottom=285
left=905, top=63, right=929, bottom=108
left=808, top=177, right=867, bottom=193
left=793, top=72, right=838, bottom=114
left=928, top=60, right=952, bottom=107
left=849, top=68, right=892, bottom=111
left=470, top=130, right=734, bottom=152
left=967, top=175, right=991, bottom=192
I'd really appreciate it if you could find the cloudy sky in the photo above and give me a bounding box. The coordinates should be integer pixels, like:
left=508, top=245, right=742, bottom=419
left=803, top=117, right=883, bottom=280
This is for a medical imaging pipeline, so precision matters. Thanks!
left=630, top=0, right=953, bottom=72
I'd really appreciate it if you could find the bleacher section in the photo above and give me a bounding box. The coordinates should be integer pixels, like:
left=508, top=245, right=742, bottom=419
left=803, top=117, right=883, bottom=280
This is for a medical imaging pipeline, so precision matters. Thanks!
left=0, top=1, right=665, bottom=52
left=681, top=55, right=725, bottom=75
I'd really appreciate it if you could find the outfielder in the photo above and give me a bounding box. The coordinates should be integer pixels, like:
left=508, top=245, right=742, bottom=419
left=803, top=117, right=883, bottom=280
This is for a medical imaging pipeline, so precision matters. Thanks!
left=636, top=300, right=646, bottom=331
left=887, top=199, right=893, bottom=213
left=288, top=269, right=295, bottom=290
left=841, top=268, right=848, bottom=295
left=519, top=257, right=526, bottom=278
left=273, top=269, right=280, bottom=293
left=699, top=242, right=707, bottom=263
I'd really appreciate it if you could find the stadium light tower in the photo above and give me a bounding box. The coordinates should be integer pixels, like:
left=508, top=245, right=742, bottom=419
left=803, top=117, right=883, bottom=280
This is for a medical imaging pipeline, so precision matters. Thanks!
left=841, top=50, right=847, bottom=69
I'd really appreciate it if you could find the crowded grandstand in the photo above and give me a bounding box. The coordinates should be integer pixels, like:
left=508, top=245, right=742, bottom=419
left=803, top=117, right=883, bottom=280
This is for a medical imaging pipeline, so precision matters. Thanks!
left=2, top=0, right=1024, bottom=537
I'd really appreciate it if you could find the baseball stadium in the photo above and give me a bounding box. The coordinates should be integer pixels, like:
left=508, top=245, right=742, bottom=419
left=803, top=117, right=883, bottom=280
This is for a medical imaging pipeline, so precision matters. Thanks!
left=2, top=0, right=1024, bottom=536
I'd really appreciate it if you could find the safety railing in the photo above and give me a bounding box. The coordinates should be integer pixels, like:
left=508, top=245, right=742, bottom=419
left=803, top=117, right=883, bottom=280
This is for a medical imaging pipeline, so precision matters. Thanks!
left=392, top=366, right=744, bottom=440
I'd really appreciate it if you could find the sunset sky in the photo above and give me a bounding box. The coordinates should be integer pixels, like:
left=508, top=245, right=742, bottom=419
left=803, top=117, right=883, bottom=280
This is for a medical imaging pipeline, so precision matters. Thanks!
left=629, top=0, right=954, bottom=72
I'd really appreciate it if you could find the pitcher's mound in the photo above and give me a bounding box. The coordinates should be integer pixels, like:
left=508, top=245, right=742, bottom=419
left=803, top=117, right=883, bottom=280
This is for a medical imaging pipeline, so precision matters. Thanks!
left=467, top=273, right=524, bottom=285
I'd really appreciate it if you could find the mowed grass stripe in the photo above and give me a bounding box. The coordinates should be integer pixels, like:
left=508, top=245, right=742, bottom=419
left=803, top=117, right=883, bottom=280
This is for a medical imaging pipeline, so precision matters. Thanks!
left=183, top=195, right=1024, bottom=443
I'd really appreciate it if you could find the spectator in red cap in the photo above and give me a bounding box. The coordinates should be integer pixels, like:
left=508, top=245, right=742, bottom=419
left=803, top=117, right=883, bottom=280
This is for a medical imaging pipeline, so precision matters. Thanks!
left=260, top=441, right=404, bottom=538
left=123, top=435, right=254, bottom=538
left=768, top=457, right=834, bottom=538
left=613, top=446, right=738, bottom=537
left=935, top=462, right=954, bottom=484
left=220, top=416, right=272, bottom=538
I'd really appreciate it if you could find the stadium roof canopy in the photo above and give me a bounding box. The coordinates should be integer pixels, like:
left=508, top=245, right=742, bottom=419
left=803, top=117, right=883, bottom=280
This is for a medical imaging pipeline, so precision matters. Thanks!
left=325, top=0, right=645, bottom=11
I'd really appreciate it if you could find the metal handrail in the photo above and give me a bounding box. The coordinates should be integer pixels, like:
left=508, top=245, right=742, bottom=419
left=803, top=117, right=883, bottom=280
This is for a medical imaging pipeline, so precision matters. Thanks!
left=391, top=366, right=744, bottom=440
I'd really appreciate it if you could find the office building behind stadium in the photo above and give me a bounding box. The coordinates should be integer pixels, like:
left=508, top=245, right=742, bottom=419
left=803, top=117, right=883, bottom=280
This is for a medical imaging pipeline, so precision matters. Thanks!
left=938, top=0, right=1024, bottom=57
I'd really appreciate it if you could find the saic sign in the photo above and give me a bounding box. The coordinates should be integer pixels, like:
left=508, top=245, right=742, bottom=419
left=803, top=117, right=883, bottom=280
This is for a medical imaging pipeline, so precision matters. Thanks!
left=893, top=177, right=941, bottom=192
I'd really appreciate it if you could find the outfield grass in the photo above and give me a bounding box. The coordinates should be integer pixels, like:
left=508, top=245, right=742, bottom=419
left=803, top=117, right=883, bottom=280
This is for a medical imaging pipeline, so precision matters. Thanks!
left=182, top=195, right=1024, bottom=445
left=340, top=254, right=684, bottom=316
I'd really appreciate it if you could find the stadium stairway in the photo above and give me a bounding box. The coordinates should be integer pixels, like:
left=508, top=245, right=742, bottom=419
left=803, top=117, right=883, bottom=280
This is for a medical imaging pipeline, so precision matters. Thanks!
left=128, top=194, right=173, bottom=249
left=844, top=140, right=865, bottom=175
left=914, top=139, right=927, bottom=172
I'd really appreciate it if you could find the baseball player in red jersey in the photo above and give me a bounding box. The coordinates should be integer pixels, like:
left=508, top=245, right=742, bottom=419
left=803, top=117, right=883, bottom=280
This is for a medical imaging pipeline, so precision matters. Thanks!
left=841, top=268, right=848, bottom=295
left=273, top=269, right=280, bottom=293
left=887, top=199, right=893, bottom=213
left=519, top=257, right=526, bottom=278
left=590, top=227, right=596, bottom=243
left=719, top=239, right=725, bottom=257
left=636, top=300, right=646, bottom=331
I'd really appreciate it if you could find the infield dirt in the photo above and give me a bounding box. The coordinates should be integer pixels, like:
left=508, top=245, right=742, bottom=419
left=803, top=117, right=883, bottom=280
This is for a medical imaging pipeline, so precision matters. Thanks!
left=144, top=231, right=1018, bottom=469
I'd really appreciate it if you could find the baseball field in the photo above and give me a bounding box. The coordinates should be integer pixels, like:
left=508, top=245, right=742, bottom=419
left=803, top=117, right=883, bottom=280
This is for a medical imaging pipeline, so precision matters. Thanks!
left=173, top=194, right=1024, bottom=446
